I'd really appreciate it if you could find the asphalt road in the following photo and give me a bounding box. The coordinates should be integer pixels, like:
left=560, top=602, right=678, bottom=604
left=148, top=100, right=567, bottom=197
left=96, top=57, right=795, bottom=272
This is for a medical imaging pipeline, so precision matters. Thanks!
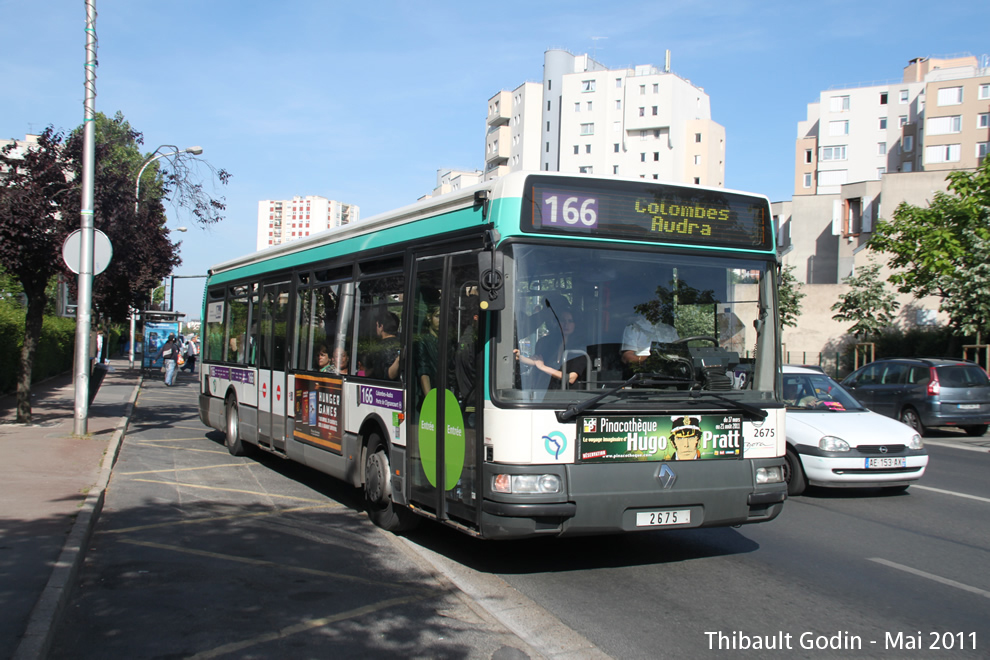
left=411, top=437, right=990, bottom=659
left=50, top=375, right=990, bottom=659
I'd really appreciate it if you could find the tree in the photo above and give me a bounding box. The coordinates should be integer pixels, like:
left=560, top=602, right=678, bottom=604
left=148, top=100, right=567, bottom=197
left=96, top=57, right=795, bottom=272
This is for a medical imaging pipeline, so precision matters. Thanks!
left=0, top=113, right=230, bottom=423
left=869, top=157, right=990, bottom=335
left=778, top=264, right=805, bottom=329
left=0, top=128, right=76, bottom=422
left=830, top=261, right=901, bottom=339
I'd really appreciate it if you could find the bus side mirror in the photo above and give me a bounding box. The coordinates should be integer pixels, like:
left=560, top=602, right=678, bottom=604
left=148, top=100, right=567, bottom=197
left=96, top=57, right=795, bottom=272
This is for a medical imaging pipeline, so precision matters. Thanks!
left=478, top=249, right=505, bottom=312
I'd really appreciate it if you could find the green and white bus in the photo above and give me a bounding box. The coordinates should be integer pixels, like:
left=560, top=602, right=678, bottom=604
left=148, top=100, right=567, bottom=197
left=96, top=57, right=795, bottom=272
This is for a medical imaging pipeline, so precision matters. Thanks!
left=199, top=172, right=787, bottom=539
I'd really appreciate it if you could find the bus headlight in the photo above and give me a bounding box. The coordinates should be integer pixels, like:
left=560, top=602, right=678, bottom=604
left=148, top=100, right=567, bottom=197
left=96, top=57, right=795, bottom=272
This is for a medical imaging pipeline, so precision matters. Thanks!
left=492, top=473, right=562, bottom=494
left=756, top=466, right=784, bottom=484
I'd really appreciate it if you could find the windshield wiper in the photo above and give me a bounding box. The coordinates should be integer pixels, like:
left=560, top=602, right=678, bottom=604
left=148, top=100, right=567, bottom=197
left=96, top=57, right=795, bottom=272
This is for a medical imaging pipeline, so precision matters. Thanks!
left=685, top=391, right=768, bottom=421
left=556, top=372, right=645, bottom=423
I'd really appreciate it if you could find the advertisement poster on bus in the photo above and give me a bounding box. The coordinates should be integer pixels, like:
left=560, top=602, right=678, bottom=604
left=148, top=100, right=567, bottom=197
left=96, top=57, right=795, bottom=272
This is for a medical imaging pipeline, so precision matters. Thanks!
left=577, top=414, right=743, bottom=463
left=293, top=374, right=343, bottom=453
left=142, top=321, right=179, bottom=371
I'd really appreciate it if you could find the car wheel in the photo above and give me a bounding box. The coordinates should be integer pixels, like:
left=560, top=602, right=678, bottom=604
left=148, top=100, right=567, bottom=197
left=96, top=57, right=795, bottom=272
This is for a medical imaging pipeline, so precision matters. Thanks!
left=900, top=408, right=926, bottom=435
left=364, top=433, right=420, bottom=533
left=962, top=424, right=988, bottom=437
left=784, top=450, right=807, bottom=496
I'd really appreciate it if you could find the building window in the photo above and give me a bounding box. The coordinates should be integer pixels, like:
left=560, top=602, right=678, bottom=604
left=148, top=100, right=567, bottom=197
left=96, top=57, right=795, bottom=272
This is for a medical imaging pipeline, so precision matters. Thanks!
left=978, top=113, right=989, bottom=129
left=829, top=95, right=851, bottom=112
left=613, top=165, right=619, bottom=174
left=582, top=80, right=596, bottom=92
left=653, top=84, right=659, bottom=93
left=613, top=121, right=621, bottom=133
left=877, top=142, right=887, bottom=155
left=899, top=90, right=909, bottom=104
left=879, top=117, right=887, bottom=130
left=904, top=135, right=914, bottom=152
left=978, top=142, right=988, bottom=159
left=573, top=145, right=579, bottom=155
left=821, top=145, right=847, bottom=161
left=615, top=100, right=621, bottom=110
left=586, top=144, right=592, bottom=154
left=979, top=84, right=990, bottom=100
left=880, top=92, right=888, bottom=105
left=639, top=107, right=645, bottom=117
left=694, top=155, right=701, bottom=165
left=899, top=115, right=908, bottom=128
left=652, top=106, right=658, bottom=115
left=587, top=101, right=593, bottom=111
left=804, top=149, right=813, bottom=164
left=829, top=120, right=849, bottom=136
left=546, top=142, right=550, bottom=153
left=803, top=173, right=813, bottom=188
left=903, top=162, right=913, bottom=172
left=615, top=77, right=622, bottom=88
left=579, top=166, right=593, bottom=174
left=927, top=115, right=962, bottom=135
left=547, top=121, right=550, bottom=131
left=640, top=153, right=646, bottom=162
left=693, top=177, right=700, bottom=184
left=614, top=143, right=620, bottom=153
left=574, top=102, right=581, bottom=113
left=654, top=152, right=659, bottom=161
left=937, top=86, right=963, bottom=106
left=877, top=167, right=885, bottom=179
left=640, top=85, right=646, bottom=95
left=925, top=144, right=961, bottom=164
left=547, top=101, right=551, bottom=111
left=580, top=123, right=594, bottom=135
left=695, top=133, right=702, bottom=143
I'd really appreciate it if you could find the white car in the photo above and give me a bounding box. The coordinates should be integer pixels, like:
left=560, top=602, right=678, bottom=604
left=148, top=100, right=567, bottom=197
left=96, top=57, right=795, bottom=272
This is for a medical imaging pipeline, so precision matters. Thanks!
left=783, top=365, right=928, bottom=496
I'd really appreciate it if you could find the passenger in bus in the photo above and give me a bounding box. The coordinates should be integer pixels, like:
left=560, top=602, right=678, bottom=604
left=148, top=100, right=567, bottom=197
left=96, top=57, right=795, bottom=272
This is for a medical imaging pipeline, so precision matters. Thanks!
left=332, top=347, right=349, bottom=374
left=513, top=307, right=587, bottom=388
left=317, top=344, right=350, bottom=375
left=317, top=345, right=333, bottom=373
left=369, top=311, right=402, bottom=380
left=416, top=306, right=440, bottom=397
left=620, top=315, right=679, bottom=366
left=455, top=297, right=479, bottom=405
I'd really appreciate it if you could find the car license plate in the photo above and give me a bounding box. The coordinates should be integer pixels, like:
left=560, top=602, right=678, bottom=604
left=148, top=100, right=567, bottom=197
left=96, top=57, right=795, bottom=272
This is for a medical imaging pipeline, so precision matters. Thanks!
left=958, top=404, right=980, bottom=410
left=636, top=509, right=690, bottom=527
left=866, top=457, right=907, bottom=469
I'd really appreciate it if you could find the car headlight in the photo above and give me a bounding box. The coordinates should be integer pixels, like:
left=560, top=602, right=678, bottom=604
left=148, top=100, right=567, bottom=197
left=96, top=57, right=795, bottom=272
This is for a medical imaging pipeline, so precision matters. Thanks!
left=819, top=436, right=850, bottom=452
left=908, top=434, right=924, bottom=450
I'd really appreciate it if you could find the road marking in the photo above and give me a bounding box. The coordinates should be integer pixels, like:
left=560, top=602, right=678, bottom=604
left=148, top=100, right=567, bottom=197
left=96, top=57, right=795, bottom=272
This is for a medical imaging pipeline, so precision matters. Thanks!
left=106, top=503, right=342, bottom=534
left=120, top=463, right=253, bottom=476
left=912, top=484, right=990, bottom=504
left=120, top=539, right=431, bottom=591
left=187, top=594, right=431, bottom=659
left=923, top=439, right=990, bottom=453
left=135, top=437, right=210, bottom=443
left=869, top=558, right=990, bottom=599
left=133, top=444, right=230, bottom=455
left=129, top=478, right=329, bottom=503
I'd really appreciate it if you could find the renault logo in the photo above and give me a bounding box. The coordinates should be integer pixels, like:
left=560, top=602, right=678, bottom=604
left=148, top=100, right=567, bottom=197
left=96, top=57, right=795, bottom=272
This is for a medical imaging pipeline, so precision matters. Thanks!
left=657, top=464, right=676, bottom=489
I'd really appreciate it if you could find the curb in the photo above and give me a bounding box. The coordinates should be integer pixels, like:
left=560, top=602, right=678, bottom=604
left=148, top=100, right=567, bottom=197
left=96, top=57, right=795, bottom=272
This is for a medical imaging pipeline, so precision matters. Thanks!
left=13, top=375, right=143, bottom=660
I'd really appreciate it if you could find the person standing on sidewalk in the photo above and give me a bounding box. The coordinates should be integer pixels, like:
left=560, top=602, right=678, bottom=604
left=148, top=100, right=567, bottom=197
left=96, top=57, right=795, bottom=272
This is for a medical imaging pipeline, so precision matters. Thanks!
left=181, top=335, right=200, bottom=374
left=157, top=334, right=180, bottom=386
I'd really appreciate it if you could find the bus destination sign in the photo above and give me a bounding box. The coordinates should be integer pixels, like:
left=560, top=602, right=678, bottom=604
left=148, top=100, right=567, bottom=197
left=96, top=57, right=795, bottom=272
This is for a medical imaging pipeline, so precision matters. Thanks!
left=526, top=178, right=772, bottom=250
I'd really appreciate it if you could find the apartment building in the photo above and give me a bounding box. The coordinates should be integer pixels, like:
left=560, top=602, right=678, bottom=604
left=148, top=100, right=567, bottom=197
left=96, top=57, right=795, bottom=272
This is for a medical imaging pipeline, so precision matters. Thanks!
left=485, top=50, right=725, bottom=187
left=257, top=196, right=359, bottom=250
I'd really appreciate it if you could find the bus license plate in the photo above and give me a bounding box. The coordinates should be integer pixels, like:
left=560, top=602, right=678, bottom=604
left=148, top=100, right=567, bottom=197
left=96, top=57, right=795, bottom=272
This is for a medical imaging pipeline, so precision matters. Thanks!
left=866, top=457, right=906, bottom=469
left=636, top=509, right=690, bottom=527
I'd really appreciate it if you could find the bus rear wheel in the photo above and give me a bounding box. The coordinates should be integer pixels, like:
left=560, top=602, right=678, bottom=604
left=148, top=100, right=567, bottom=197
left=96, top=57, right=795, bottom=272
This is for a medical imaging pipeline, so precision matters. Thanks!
left=224, top=396, right=249, bottom=457
left=364, top=434, right=419, bottom=533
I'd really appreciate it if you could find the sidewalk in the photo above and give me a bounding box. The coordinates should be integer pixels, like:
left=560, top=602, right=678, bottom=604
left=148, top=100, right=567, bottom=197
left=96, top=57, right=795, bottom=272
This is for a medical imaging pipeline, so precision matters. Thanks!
left=0, top=358, right=141, bottom=660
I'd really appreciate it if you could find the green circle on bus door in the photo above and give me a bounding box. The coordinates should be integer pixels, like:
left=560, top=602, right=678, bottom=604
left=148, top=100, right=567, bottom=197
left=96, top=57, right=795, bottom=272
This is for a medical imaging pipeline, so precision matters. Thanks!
left=418, top=389, right=466, bottom=491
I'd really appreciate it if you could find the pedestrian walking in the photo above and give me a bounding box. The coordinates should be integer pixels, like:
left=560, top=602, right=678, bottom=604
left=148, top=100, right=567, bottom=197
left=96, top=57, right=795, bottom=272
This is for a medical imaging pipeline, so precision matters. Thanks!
left=181, top=335, right=200, bottom=374
left=157, top=334, right=180, bottom=386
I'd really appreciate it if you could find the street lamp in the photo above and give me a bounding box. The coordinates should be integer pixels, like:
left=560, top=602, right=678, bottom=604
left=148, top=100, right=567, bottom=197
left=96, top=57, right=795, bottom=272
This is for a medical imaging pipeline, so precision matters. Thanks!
left=129, top=147, right=200, bottom=368
left=134, top=145, right=204, bottom=213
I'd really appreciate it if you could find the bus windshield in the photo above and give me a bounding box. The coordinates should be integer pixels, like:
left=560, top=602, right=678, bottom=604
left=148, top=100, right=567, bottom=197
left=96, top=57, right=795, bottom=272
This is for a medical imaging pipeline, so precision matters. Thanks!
left=493, top=242, right=777, bottom=406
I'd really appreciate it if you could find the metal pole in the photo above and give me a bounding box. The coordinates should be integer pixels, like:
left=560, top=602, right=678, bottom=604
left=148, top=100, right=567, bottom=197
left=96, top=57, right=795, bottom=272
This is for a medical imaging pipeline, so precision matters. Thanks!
left=73, top=0, right=97, bottom=436
left=129, top=308, right=136, bottom=368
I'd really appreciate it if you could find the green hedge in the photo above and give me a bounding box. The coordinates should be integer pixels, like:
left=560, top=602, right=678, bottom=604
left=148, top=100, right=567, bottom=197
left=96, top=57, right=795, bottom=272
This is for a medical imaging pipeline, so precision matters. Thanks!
left=0, top=303, right=78, bottom=394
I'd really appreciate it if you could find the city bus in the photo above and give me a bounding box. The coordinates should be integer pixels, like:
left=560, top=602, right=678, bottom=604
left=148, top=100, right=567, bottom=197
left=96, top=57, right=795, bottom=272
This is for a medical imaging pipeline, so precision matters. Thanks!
left=198, top=172, right=787, bottom=539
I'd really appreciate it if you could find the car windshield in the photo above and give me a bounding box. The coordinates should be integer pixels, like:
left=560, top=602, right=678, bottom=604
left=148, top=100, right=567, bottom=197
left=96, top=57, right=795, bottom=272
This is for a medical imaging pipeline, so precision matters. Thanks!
left=492, top=242, right=779, bottom=407
left=783, top=371, right=865, bottom=411
left=936, top=365, right=990, bottom=388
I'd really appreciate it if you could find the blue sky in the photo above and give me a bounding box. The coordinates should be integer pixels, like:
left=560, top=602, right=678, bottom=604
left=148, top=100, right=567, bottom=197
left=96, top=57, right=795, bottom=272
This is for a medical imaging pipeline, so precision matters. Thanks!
left=2, top=0, right=987, bottom=320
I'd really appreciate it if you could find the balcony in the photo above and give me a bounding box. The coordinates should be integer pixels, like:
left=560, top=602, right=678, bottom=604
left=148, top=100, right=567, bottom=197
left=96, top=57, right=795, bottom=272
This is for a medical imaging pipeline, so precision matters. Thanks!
left=487, top=91, right=511, bottom=127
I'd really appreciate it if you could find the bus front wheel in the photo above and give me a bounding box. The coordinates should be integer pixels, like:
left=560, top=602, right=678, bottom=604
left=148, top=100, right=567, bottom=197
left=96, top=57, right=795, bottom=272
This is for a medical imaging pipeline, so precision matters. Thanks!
left=364, top=434, right=419, bottom=533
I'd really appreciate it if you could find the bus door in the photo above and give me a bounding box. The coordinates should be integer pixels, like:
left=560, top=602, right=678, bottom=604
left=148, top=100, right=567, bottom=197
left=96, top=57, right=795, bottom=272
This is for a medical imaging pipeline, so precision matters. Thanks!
left=258, top=280, right=290, bottom=452
left=407, top=251, right=482, bottom=527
